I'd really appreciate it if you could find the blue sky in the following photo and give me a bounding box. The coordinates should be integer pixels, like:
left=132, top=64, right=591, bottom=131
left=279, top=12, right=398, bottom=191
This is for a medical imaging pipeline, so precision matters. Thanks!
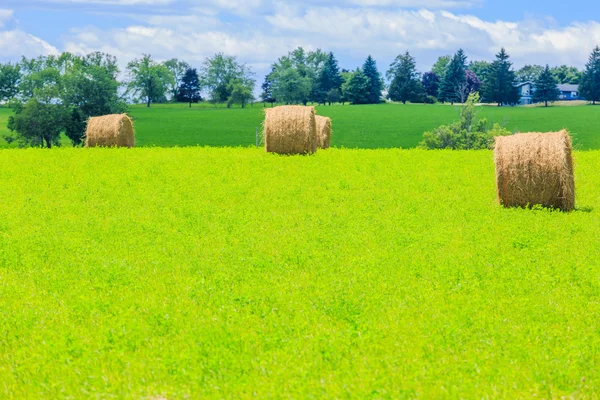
left=0, top=0, right=599, bottom=81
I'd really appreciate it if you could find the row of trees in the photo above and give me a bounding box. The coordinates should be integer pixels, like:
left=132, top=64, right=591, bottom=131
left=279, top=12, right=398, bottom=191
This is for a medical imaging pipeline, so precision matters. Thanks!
left=0, top=52, right=256, bottom=147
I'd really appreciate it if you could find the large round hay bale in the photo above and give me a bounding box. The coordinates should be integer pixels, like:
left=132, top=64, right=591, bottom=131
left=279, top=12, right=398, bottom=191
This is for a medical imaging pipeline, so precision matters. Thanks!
left=315, top=116, right=332, bottom=149
left=264, top=106, right=317, bottom=154
left=85, top=114, right=135, bottom=148
left=494, top=130, right=575, bottom=211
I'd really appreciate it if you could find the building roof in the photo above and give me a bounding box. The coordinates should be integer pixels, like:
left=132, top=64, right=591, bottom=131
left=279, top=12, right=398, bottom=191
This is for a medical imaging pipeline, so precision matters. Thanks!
left=514, top=81, right=533, bottom=87
left=558, top=84, right=579, bottom=92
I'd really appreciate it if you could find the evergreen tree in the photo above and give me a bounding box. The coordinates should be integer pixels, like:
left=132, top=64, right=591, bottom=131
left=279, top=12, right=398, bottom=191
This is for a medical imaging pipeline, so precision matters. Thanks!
left=342, top=68, right=370, bottom=105
left=315, top=52, right=343, bottom=105
left=176, top=68, right=202, bottom=107
left=387, top=51, right=423, bottom=104
left=260, top=68, right=276, bottom=106
left=481, top=48, right=520, bottom=106
left=438, top=49, right=467, bottom=104
left=422, top=72, right=440, bottom=98
left=581, top=46, right=600, bottom=105
left=532, top=65, right=560, bottom=107
left=362, top=55, right=383, bottom=104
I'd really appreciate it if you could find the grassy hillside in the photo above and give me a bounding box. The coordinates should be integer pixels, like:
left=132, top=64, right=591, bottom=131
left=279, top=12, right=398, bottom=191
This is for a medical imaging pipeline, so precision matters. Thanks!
left=1, top=147, right=600, bottom=398
left=2, top=103, right=600, bottom=149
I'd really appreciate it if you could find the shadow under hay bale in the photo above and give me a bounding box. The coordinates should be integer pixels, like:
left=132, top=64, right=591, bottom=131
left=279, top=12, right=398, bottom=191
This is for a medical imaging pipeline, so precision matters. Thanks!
left=263, top=106, right=317, bottom=155
left=316, top=116, right=332, bottom=149
left=85, top=114, right=135, bottom=148
left=494, top=130, right=575, bottom=211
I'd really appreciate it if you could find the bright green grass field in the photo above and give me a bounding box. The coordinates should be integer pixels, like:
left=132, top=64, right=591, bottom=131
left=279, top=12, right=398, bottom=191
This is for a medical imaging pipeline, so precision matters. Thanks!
left=1, top=147, right=600, bottom=398
left=2, top=103, right=600, bottom=149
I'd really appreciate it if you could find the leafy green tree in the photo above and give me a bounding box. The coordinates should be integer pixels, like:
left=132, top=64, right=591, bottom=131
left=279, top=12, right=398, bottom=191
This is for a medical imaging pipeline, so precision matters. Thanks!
left=342, top=68, right=370, bottom=105
left=201, top=53, right=254, bottom=108
left=387, top=51, right=423, bottom=104
left=270, top=49, right=314, bottom=105
left=481, top=48, right=520, bottom=106
left=13, top=52, right=126, bottom=146
left=62, top=52, right=126, bottom=145
left=551, top=65, right=583, bottom=84
left=432, top=55, right=451, bottom=78
left=7, top=99, right=67, bottom=148
left=516, top=64, right=544, bottom=83
left=177, top=68, right=202, bottom=107
left=533, top=65, right=560, bottom=107
left=0, top=63, right=21, bottom=102
left=362, top=55, right=383, bottom=104
left=164, top=58, right=191, bottom=101
left=468, top=61, right=491, bottom=83
left=227, top=79, right=254, bottom=108
left=438, top=49, right=467, bottom=104
left=126, top=54, right=173, bottom=107
left=581, top=46, right=600, bottom=105
left=314, top=52, right=343, bottom=105
left=420, top=92, right=511, bottom=149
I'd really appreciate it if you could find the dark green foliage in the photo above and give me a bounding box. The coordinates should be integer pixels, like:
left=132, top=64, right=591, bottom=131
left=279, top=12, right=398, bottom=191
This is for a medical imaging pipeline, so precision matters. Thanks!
left=177, top=68, right=202, bottom=107
left=533, top=65, right=560, bottom=107
left=362, top=55, right=383, bottom=104
left=260, top=68, right=276, bottom=106
left=387, top=51, right=423, bottom=104
left=0, top=63, right=21, bottom=102
left=7, top=99, right=67, bottom=148
left=481, top=48, right=520, bottom=106
left=342, top=68, right=370, bottom=104
left=581, top=46, right=600, bottom=105
left=422, top=71, right=440, bottom=98
left=315, top=52, right=343, bottom=105
left=420, top=93, right=511, bottom=149
left=438, top=49, right=467, bottom=104
left=269, top=48, right=314, bottom=105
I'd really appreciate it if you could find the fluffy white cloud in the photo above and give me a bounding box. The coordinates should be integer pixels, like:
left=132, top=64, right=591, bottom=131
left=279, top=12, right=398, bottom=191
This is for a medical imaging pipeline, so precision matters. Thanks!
left=0, top=9, right=59, bottom=60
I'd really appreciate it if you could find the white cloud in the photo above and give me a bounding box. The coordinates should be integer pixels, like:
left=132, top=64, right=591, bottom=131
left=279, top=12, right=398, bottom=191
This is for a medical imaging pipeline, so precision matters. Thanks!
left=0, top=9, right=60, bottom=60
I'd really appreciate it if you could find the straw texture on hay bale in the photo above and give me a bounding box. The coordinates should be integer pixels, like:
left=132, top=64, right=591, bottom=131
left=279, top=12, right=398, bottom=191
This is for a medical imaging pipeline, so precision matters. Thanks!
left=315, top=116, right=332, bottom=149
left=494, top=130, right=574, bottom=211
left=85, top=114, right=135, bottom=148
left=263, top=106, right=317, bottom=154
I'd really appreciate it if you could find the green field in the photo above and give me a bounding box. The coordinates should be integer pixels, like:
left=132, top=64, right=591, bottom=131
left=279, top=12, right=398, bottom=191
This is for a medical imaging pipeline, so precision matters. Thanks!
left=2, top=103, right=600, bottom=149
left=1, top=147, right=600, bottom=398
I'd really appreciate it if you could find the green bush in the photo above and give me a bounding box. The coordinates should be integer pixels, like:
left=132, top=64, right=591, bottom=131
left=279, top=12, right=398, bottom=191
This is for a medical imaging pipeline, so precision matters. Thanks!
left=419, top=92, right=512, bottom=149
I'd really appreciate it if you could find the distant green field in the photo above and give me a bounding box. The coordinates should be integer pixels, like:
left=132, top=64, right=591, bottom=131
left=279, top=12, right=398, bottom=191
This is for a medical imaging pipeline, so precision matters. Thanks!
left=1, top=147, right=600, bottom=397
left=2, top=103, right=600, bottom=149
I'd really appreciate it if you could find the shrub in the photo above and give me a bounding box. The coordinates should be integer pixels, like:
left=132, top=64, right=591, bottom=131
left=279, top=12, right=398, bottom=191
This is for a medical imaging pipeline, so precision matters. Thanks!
left=419, top=92, right=512, bottom=150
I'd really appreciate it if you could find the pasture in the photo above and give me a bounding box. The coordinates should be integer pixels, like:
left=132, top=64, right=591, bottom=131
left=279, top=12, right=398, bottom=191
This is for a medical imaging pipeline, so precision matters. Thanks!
left=1, top=103, right=600, bottom=149
left=1, top=147, right=600, bottom=398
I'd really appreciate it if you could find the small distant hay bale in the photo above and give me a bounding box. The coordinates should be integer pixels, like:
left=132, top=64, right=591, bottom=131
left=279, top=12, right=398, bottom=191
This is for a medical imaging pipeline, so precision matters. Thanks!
left=85, top=114, right=135, bottom=148
left=494, top=130, right=575, bottom=211
left=315, top=116, right=332, bottom=149
left=263, top=106, right=317, bottom=154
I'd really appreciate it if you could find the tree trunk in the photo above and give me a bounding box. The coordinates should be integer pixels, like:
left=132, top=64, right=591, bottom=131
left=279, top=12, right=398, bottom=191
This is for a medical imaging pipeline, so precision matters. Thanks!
left=189, top=101, right=192, bottom=108
left=45, top=136, right=52, bottom=149
left=545, top=101, right=548, bottom=107
left=147, top=97, right=151, bottom=108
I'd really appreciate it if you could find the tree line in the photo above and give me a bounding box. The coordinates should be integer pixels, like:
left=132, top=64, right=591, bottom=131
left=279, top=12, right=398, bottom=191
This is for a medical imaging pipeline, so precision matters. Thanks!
left=1, top=46, right=600, bottom=148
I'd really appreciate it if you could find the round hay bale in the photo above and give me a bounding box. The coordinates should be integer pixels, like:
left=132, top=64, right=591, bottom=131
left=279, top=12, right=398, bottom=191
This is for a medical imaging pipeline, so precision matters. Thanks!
left=315, top=116, right=332, bottom=149
left=263, top=106, right=317, bottom=155
left=494, top=130, right=575, bottom=211
left=85, top=114, right=135, bottom=148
